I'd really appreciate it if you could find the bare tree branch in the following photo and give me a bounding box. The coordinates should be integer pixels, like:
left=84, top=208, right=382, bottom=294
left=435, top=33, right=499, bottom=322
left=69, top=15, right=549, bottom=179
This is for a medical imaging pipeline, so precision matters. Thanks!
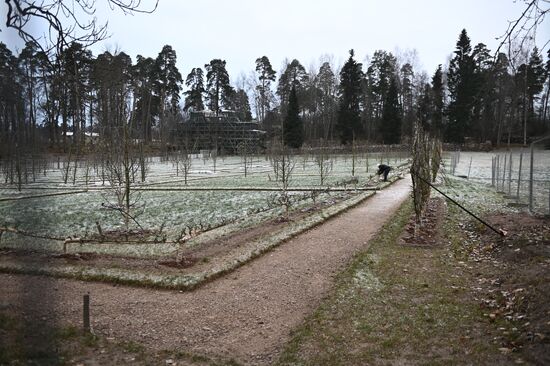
left=495, top=0, right=549, bottom=62
left=3, top=0, right=158, bottom=56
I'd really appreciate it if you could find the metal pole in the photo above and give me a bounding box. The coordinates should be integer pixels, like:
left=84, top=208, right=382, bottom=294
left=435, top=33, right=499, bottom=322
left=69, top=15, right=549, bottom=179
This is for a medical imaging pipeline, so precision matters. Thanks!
left=491, top=156, right=495, bottom=187
left=496, top=155, right=500, bottom=190
left=508, top=153, right=512, bottom=196
left=516, top=151, right=523, bottom=200
left=467, top=157, right=473, bottom=179
left=502, top=153, right=507, bottom=192
left=529, top=144, right=535, bottom=212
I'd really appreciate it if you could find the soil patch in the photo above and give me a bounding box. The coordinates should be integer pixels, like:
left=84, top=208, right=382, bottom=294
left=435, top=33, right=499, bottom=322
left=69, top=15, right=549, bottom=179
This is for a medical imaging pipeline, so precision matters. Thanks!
left=399, top=197, right=446, bottom=246
left=465, top=211, right=550, bottom=365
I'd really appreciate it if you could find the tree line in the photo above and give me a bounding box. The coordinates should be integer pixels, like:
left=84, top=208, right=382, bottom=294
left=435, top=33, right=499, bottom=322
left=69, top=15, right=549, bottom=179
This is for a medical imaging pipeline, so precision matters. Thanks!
left=1, top=28, right=549, bottom=159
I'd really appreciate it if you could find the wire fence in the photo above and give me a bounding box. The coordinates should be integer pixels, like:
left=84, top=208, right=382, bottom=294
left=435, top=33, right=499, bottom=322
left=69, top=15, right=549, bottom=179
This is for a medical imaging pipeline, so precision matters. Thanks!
left=446, top=142, right=550, bottom=216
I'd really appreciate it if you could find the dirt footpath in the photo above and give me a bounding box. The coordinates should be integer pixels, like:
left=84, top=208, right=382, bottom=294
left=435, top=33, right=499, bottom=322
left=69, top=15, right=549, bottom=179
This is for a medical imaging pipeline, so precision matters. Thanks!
left=0, top=177, right=412, bottom=365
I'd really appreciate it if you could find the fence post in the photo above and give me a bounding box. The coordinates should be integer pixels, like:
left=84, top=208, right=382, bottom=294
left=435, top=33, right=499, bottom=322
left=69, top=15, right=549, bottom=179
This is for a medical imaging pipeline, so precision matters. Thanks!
left=467, top=156, right=473, bottom=179
left=516, top=151, right=523, bottom=200
left=502, top=153, right=507, bottom=192
left=491, top=156, right=495, bottom=187
left=83, top=293, right=90, bottom=333
left=508, top=152, right=512, bottom=196
left=495, top=155, right=500, bottom=191
left=529, top=144, right=535, bottom=212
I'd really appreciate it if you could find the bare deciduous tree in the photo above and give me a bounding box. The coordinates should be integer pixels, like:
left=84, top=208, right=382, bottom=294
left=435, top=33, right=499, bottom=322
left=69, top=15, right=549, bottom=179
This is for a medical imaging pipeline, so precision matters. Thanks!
left=4, top=0, right=158, bottom=55
left=269, top=142, right=296, bottom=216
left=495, top=0, right=549, bottom=60
left=410, top=120, right=440, bottom=232
left=314, top=140, right=333, bottom=185
left=100, top=123, right=145, bottom=232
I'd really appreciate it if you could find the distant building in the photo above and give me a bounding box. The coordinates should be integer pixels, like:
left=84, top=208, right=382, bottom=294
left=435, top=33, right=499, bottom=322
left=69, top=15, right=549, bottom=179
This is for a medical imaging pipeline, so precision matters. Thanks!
left=178, top=110, right=266, bottom=154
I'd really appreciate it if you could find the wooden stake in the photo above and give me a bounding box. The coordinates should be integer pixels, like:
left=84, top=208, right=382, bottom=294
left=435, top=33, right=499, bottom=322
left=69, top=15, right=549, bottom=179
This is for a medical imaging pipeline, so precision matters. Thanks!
left=95, top=221, right=103, bottom=238
left=83, top=293, right=90, bottom=333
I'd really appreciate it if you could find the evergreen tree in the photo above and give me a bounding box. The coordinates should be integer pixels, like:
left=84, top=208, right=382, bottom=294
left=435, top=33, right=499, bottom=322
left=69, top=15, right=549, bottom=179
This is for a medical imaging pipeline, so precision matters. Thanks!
left=184, top=67, right=205, bottom=111
left=380, top=76, right=401, bottom=144
left=417, top=83, right=433, bottom=132
left=205, top=59, right=234, bottom=115
left=60, top=42, right=92, bottom=147
left=541, top=49, right=550, bottom=125
left=155, top=45, right=183, bottom=116
left=232, top=88, right=252, bottom=121
left=336, top=49, right=363, bottom=144
left=400, top=62, right=414, bottom=138
left=0, top=42, right=24, bottom=150
left=155, top=45, right=182, bottom=141
left=91, top=51, right=133, bottom=137
left=18, top=41, right=41, bottom=145
left=284, top=86, right=303, bottom=148
left=515, top=47, right=546, bottom=142
left=471, top=43, right=493, bottom=141
left=255, top=56, right=276, bottom=122
left=526, top=47, right=546, bottom=136
left=526, top=47, right=545, bottom=109
left=447, top=29, right=476, bottom=143
left=431, top=65, right=444, bottom=137
left=316, top=61, right=338, bottom=140
left=133, top=55, right=158, bottom=142
left=364, top=50, right=397, bottom=140
left=277, top=59, right=307, bottom=114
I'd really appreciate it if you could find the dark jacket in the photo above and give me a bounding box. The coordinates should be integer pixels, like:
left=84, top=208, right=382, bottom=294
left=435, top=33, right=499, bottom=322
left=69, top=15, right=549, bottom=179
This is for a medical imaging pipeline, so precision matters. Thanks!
left=377, top=164, right=391, bottom=175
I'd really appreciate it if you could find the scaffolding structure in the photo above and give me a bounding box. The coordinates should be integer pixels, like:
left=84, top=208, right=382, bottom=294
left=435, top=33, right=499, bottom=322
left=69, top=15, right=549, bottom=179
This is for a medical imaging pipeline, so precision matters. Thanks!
left=177, top=111, right=266, bottom=154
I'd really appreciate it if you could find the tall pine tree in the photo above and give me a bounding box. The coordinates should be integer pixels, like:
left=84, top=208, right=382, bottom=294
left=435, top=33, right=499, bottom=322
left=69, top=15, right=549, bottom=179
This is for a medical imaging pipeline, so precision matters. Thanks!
left=255, top=56, right=276, bottom=122
left=205, top=59, right=234, bottom=115
left=133, top=55, right=158, bottom=143
left=431, top=65, right=444, bottom=137
left=526, top=47, right=546, bottom=137
left=277, top=59, right=307, bottom=116
left=232, top=88, right=252, bottom=121
left=447, top=29, right=476, bottom=143
left=284, top=86, right=303, bottom=148
left=184, top=67, right=205, bottom=111
left=380, top=77, right=402, bottom=144
left=336, top=49, right=363, bottom=144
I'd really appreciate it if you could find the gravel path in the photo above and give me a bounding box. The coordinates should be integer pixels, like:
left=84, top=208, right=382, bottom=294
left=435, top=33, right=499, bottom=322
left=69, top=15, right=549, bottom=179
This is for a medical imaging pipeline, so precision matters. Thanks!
left=1, top=176, right=412, bottom=365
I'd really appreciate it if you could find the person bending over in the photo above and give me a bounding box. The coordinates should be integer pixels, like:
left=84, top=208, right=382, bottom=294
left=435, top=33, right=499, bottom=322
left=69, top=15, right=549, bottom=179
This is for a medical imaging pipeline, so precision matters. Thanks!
left=376, top=164, right=392, bottom=182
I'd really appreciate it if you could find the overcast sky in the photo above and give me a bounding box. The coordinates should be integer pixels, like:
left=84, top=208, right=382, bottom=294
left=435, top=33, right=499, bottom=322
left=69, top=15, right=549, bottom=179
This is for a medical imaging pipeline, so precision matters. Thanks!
left=2, top=0, right=549, bottom=83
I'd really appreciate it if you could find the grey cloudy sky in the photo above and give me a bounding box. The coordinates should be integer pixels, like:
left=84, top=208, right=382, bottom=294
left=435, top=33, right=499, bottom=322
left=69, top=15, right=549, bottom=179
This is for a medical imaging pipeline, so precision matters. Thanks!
left=2, top=0, right=549, bottom=83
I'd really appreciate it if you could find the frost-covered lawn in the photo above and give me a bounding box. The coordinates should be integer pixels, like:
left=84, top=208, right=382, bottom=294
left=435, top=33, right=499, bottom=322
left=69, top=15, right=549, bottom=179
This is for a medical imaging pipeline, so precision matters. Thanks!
left=443, top=149, right=550, bottom=214
left=0, top=152, right=410, bottom=255
left=1, top=152, right=408, bottom=189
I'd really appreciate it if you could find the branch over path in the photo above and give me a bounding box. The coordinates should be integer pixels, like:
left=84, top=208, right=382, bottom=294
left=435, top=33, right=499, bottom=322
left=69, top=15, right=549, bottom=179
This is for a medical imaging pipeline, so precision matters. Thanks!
left=1, top=176, right=412, bottom=365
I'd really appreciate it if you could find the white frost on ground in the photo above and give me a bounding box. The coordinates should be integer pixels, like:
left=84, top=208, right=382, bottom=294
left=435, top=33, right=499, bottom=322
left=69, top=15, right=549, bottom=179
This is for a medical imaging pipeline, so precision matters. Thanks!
left=442, top=149, right=550, bottom=214
left=0, top=153, right=410, bottom=256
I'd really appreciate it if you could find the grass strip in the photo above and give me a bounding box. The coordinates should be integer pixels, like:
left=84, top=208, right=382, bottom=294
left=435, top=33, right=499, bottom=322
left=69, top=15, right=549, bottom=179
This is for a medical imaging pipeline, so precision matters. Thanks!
left=276, top=196, right=505, bottom=365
